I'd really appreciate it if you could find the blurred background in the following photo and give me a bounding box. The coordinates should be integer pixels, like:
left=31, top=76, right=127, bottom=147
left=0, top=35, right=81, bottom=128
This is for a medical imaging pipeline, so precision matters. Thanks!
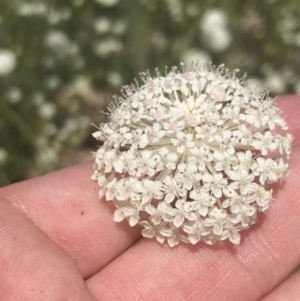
left=1, top=0, right=300, bottom=187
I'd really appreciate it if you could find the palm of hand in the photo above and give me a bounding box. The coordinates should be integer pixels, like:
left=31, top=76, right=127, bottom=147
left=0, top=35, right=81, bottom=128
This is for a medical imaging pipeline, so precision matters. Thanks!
left=1, top=96, right=300, bottom=301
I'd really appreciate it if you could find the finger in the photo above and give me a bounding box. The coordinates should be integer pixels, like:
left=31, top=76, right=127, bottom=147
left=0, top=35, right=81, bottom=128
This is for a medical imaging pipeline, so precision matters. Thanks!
left=261, top=272, right=300, bottom=301
left=86, top=146, right=300, bottom=301
left=0, top=198, right=96, bottom=301
left=0, top=163, right=141, bottom=279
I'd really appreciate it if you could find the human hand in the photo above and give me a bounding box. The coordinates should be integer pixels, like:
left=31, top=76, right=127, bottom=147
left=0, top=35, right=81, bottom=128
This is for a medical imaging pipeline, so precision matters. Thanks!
left=1, top=96, right=300, bottom=301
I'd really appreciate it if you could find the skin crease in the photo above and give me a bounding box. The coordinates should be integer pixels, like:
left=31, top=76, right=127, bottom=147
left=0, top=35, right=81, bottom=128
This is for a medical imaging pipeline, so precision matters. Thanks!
left=0, top=95, right=299, bottom=301
left=261, top=272, right=300, bottom=301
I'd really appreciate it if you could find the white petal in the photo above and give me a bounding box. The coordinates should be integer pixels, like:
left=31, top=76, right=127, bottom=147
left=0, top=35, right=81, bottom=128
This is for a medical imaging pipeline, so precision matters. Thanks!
left=159, top=147, right=168, bottom=156
left=229, top=231, right=241, bottom=244
left=114, top=160, right=124, bottom=173
left=202, top=173, right=213, bottom=182
left=156, top=235, right=165, bottom=244
left=122, top=206, right=137, bottom=217
left=92, top=131, right=102, bottom=138
left=145, top=204, right=157, bottom=215
left=167, top=152, right=177, bottom=161
left=129, top=215, right=139, bottom=227
left=150, top=215, right=161, bottom=226
left=159, top=227, right=173, bottom=237
left=99, top=189, right=105, bottom=199
left=203, top=218, right=215, bottom=227
left=173, top=215, right=184, bottom=228
left=220, top=229, right=229, bottom=241
left=165, top=192, right=175, bottom=203
left=142, top=194, right=151, bottom=204
left=182, top=224, right=194, bottom=234
left=171, top=138, right=178, bottom=146
left=189, top=233, right=200, bottom=245
left=199, top=205, right=208, bottom=217
left=139, top=221, right=152, bottom=229
left=168, top=236, right=179, bottom=247
left=142, top=229, right=154, bottom=238
left=178, top=145, right=185, bottom=153
left=185, top=179, right=193, bottom=190
left=214, top=151, right=224, bottom=161
left=114, top=209, right=125, bottom=222
left=213, top=223, right=222, bottom=235
left=213, top=187, right=222, bottom=198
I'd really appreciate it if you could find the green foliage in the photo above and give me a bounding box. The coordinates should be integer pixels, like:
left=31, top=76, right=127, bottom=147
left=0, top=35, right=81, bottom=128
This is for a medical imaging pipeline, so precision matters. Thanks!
left=0, top=0, right=300, bottom=186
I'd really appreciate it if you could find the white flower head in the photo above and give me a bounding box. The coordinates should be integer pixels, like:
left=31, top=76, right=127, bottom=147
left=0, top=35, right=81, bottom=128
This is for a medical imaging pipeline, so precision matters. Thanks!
left=92, top=62, right=292, bottom=247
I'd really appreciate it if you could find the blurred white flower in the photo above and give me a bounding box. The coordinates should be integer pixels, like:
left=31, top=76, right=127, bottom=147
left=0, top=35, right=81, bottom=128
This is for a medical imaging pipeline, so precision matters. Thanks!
left=94, top=0, right=119, bottom=7
left=107, top=71, right=123, bottom=87
left=0, top=148, right=8, bottom=165
left=44, top=75, right=61, bottom=90
left=57, top=116, right=89, bottom=142
left=200, top=9, right=232, bottom=52
left=36, top=147, right=58, bottom=170
left=94, top=38, right=122, bottom=57
left=201, top=9, right=228, bottom=30
left=181, top=49, right=210, bottom=66
left=48, top=7, right=72, bottom=25
left=92, top=63, right=291, bottom=247
left=31, top=92, right=45, bottom=106
left=164, top=0, right=183, bottom=23
left=94, top=17, right=111, bottom=34
left=6, top=87, right=22, bottom=104
left=45, top=30, right=69, bottom=48
left=16, top=2, right=47, bottom=17
left=0, top=49, right=17, bottom=76
left=202, top=28, right=232, bottom=52
left=266, top=73, right=286, bottom=94
left=70, top=75, right=92, bottom=96
left=278, top=16, right=297, bottom=44
left=38, top=102, right=57, bottom=120
left=45, top=31, right=78, bottom=58
left=112, top=20, right=127, bottom=35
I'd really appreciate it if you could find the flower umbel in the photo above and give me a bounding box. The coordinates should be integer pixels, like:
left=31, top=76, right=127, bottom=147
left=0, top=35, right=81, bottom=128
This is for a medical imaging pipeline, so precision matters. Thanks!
left=92, top=62, right=292, bottom=247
